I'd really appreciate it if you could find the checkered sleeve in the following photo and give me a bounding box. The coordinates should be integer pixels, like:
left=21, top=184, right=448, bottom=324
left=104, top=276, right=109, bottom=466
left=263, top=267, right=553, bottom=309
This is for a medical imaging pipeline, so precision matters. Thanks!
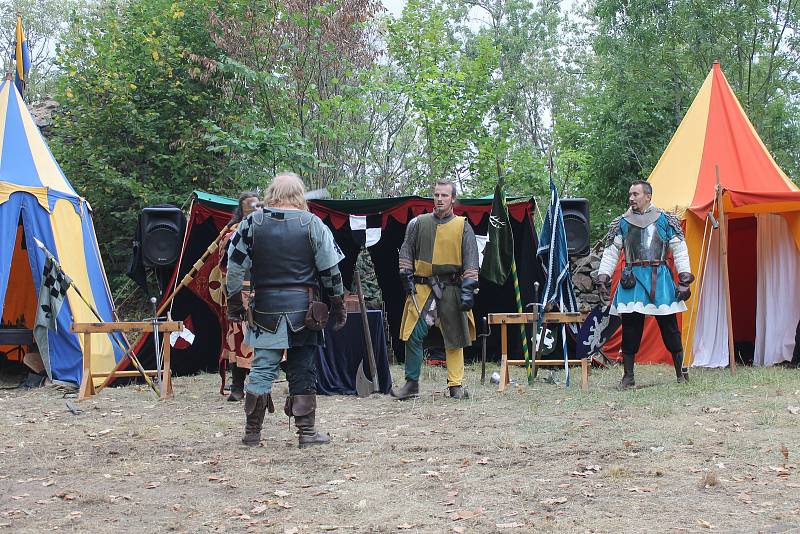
left=319, top=265, right=344, bottom=298
left=226, top=217, right=252, bottom=296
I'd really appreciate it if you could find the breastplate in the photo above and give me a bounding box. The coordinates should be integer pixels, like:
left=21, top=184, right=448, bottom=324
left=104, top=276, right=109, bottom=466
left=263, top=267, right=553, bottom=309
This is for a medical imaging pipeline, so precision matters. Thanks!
left=250, top=210, right=317, bottom=289
left=624, top=223, right=667, bottom=263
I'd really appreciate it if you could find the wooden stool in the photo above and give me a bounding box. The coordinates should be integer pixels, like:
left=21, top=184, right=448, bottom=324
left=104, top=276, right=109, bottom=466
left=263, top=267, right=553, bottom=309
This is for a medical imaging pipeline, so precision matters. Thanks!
left=72, top=321, right=183, bottom=401
left=490, top=312, right=589, bottom=391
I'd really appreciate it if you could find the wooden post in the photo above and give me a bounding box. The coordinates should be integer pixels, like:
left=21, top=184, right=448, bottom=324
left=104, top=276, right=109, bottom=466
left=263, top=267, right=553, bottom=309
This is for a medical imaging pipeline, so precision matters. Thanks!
left=161, top=331, right=174, bottom=399
left=78, top=333, right=95, bottom=400
left=499, top=321, right=509, bottom=392
left=581, top=358, right=589, bottom=391
left=716, top=174, right=737, bottom=375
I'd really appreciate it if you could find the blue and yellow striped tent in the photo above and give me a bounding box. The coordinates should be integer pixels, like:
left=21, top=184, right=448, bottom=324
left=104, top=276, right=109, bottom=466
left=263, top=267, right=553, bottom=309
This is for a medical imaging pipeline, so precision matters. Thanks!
left=0, top=78, right=123, bottom=385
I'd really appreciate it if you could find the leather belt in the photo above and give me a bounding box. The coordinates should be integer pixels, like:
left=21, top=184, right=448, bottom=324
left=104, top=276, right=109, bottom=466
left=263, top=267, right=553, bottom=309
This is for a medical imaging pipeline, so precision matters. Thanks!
left=413, top=275, right=460, bottom=286
left=627, top=260, right=667, bottom=267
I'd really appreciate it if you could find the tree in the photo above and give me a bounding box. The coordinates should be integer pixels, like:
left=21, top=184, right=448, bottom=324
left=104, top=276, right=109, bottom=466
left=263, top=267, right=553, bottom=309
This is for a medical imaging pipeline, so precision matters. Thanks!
left=0, top=0, right=85, bottom=101
left=50, top=0, right=227, bottom=276
left=207, top=0, right=384, bottom=190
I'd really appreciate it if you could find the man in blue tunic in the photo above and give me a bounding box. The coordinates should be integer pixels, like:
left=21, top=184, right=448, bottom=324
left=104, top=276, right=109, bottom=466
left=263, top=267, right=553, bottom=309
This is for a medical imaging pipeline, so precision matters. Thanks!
left=227, top=172, right=347, bottom=448
left=596, top=181, right=694, bottom=389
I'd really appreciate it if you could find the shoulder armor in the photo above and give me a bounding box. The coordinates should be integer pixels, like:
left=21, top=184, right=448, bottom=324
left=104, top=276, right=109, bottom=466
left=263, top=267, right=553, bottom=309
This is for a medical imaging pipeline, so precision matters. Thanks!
left=604, top=215, right=623, bottom=246
left=662, top=210, right=684, bottom=240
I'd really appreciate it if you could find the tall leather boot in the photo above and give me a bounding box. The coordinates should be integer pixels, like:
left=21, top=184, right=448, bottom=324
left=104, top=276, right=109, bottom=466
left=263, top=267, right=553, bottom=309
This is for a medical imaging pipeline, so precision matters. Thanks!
left=617, top=353, right=636, bottom=390
left=673, top=352, right=689, bottom=383
left=242, top=392, right=273, bottom=446
left=285, top=394, right=331, bottom=449
left=227, top=365, right=247, bottom=402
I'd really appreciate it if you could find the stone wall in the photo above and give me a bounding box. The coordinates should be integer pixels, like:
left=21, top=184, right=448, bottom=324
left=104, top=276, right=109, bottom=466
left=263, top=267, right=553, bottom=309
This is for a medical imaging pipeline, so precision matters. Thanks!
left=570, top=252, right=603, bottom=311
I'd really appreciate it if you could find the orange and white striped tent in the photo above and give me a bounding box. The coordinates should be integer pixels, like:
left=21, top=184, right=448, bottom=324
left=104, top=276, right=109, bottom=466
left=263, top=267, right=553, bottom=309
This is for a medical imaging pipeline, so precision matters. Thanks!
left=641, top=62, right=800, bottom=368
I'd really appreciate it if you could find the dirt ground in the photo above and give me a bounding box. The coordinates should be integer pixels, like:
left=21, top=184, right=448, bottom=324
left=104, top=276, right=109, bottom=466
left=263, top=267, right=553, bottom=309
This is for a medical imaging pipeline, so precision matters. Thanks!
left=1, top=362, right=799, bottom=533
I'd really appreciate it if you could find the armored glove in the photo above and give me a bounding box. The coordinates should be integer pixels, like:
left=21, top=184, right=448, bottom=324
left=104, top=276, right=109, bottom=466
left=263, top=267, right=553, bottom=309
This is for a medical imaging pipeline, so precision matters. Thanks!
left=226, top=292, right=245, bottom=322
left=596, top=274, right=611, bottom=302
left=675, top=272, right=695, bottom=302
left=400, top=269, right=415, bottom=296
left=459, top=278, right=479, bottom=311
left=329, top=296, right=347, bottom=331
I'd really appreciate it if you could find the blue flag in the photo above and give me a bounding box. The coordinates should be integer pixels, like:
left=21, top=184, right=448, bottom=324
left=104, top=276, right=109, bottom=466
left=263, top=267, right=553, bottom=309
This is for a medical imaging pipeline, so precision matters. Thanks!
left=536, top=178, right=578, bottom=384
left=537, top=178, right=577, bottom=313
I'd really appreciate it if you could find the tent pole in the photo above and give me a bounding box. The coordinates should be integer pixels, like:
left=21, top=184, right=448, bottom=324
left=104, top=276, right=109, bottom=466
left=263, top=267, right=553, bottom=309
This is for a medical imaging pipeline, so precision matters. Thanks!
left=716, top=169, right=737, bottom=375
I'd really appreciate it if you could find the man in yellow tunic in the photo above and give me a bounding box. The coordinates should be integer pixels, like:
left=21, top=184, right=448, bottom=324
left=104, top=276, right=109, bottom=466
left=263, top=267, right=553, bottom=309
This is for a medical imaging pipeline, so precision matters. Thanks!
left=391, top=180, right=478, bottom=400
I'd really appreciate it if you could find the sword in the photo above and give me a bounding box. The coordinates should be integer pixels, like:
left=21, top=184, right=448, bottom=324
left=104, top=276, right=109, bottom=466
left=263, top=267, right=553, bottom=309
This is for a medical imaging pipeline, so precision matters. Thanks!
left=150, top=297, right=162, bottom=388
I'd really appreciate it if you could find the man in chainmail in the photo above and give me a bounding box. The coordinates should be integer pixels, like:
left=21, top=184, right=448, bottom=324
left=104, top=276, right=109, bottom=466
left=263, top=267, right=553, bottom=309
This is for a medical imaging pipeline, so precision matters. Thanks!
left=390, top=180, right=479, bottom=400
left=596, top=180, right=695, bottom=389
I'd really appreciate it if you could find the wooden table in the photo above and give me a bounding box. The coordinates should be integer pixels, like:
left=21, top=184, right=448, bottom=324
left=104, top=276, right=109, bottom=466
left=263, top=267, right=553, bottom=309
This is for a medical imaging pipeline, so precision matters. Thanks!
left=488, top=311, right=589, bottom=391
left=71, top=321, right=182, bottom=401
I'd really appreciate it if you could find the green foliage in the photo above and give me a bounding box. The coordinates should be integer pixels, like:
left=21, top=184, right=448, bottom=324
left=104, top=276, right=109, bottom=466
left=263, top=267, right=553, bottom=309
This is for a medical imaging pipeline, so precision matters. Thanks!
left=34, top=0, right=800, bottom=286
left=49, top=0, right=227, bottom=273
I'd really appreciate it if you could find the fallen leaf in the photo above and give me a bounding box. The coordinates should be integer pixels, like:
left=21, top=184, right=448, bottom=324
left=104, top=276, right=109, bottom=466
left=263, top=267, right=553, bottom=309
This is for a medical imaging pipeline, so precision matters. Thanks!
left=780, top=444, right=789, bottom=462
left=627, top=486, right=656, bottom=493
left=697, top=518, right=713, bottom=529
left=539, top=497, right=568, bottom=505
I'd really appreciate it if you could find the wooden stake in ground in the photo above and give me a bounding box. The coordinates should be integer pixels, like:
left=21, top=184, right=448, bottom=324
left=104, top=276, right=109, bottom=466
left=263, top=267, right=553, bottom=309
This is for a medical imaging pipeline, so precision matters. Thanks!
left=715, top=165, right=737, bottom=375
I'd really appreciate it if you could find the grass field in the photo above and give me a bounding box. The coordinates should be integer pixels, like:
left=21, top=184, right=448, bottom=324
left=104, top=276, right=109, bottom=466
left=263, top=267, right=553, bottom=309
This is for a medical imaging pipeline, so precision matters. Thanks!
left=1, top=363, right=799, bottom=533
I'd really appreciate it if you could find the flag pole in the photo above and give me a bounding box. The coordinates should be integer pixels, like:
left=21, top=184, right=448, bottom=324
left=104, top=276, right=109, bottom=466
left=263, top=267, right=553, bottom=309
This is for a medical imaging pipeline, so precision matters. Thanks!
left=510, top=256, right=532, bottom=383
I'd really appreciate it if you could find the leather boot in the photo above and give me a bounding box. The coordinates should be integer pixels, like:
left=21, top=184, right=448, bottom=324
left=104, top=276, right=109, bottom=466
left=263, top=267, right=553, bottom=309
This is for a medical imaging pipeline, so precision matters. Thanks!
left=242, top=392, right=273, bottom=446
left=227, top=365, right=247, bottom=402
left=673, top=352, right=689, bottom=383
left=285, top=394, right=331, bottom=449
left=390, top=379, right=419, bottom=400
left=617, top=353, right=635, bottom=390
left=448, top=385, right=469, bottom=399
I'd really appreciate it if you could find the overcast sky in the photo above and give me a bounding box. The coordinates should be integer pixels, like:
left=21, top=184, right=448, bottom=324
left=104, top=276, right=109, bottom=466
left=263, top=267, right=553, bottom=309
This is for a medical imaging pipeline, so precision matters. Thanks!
left=382, top=0, right=405, bottom=17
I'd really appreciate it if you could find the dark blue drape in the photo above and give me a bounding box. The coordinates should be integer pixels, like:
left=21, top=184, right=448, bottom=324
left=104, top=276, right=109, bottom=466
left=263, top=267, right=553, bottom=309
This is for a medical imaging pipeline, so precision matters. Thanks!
left=316, top=310, right=392, bottom=395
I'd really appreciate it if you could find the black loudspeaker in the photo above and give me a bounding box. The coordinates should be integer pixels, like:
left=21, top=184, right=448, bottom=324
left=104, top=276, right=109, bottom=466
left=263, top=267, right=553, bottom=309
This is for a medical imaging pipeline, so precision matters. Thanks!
left=140, top=205, right=185, bottom=267
left=560, top=198, right=590, bottom=256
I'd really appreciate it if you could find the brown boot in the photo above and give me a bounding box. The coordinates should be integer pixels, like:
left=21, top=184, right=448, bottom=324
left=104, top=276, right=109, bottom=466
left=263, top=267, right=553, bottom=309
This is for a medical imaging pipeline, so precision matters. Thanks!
left=285, top=394, right=331, bottom=449
left=673, top=352, right=689, bottom=383
left=390, top=379, right=419, bottom=400
left=227, top=365, right=248, bottom=402
left=616, top=353, right=635, bottom=390
left=242, top=392, right=273, bottom=446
